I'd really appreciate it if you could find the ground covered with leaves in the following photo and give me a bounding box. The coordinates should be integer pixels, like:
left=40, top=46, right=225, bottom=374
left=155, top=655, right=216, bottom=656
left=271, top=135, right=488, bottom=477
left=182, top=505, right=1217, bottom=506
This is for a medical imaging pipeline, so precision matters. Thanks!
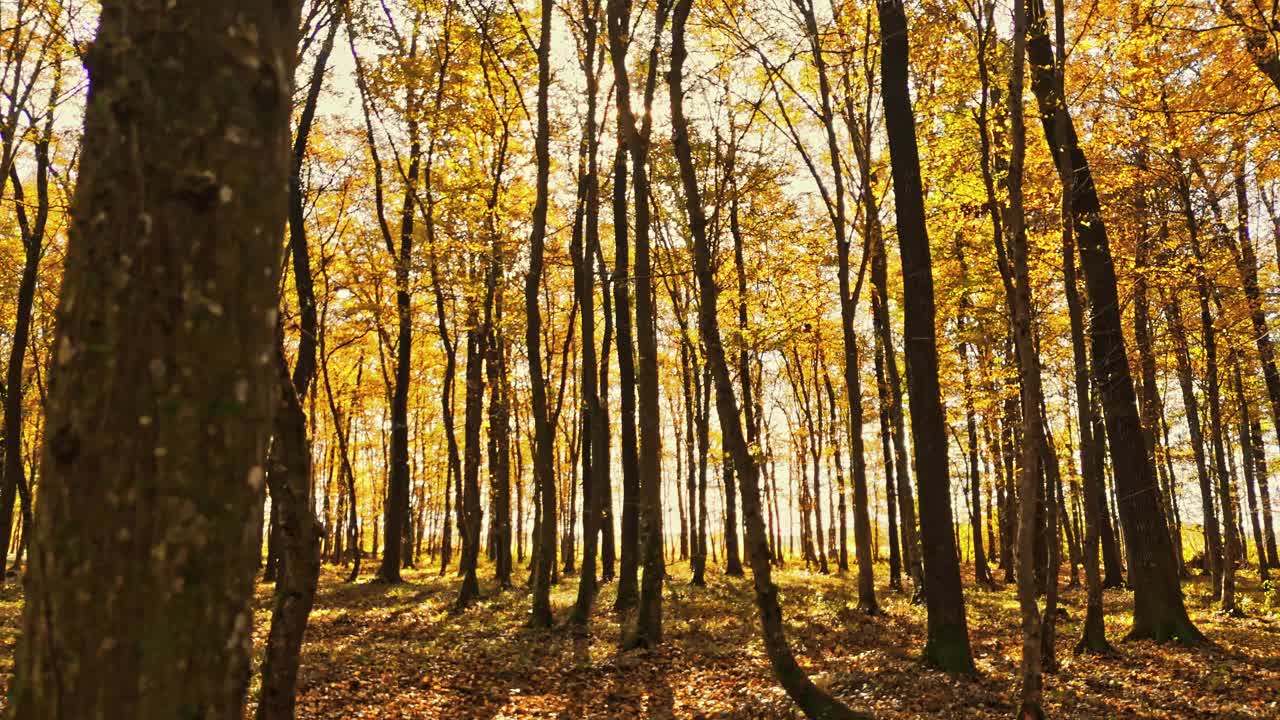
left=0, top=561, right=1274, bottom=717
left=201, top=560, right=1280, bottom=718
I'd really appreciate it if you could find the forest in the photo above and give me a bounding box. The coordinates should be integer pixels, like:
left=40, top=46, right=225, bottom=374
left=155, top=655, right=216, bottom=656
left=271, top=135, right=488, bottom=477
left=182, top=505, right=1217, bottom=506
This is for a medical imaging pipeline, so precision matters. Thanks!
left=0, top=0, right=1278, bottom=717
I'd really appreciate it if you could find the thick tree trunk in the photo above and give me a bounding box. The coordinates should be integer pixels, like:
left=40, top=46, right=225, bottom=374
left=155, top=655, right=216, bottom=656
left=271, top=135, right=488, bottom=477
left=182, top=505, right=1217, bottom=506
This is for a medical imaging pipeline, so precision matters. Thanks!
left=10, top=2, right=299, bottom=715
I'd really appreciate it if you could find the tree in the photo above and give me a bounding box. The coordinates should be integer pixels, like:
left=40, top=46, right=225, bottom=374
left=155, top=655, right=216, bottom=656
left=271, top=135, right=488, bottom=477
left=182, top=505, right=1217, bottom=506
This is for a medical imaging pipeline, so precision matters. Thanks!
left=668, top=2, right=868, bottom=714
left=609, top=0, right=671, bottom=649
left=1004, top=2, right=1047, bottom=710
left=0, top=0, right=62, bottom=586
left=1025, top=0, right=1201, bottom=643
left=877, top=0, right=975, bottom=673
left=526, top=0, right=558, bottom=628
left=570, top=0, right=607, bottom=623
left=349, top=3, right=426, bottom=585
left=257, top=3, right=340, bottom=715
left=9, top=0, right=300, bottom=714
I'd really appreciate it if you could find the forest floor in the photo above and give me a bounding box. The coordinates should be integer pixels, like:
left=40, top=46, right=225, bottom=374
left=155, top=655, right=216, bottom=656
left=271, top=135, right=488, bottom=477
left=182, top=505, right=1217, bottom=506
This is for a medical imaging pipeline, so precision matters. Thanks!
left=1, top=559, right=1277, bottom=718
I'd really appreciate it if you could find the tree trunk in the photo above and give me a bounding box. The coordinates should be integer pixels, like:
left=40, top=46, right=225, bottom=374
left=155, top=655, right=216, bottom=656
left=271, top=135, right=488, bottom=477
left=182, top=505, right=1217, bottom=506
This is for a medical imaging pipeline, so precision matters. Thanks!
left=1187, top=221, right=1240, bottom=613
left=612, top=0, right=671, bottom=650
left=1025, top=0, right=1200, bottom=643
left=1234, top=356, right=1269, bottom=580
left=526, top=0, right=558, bottom=628
left=866, top=103, right=923, bottom=597
left=0, top=128, right=50, bottom=583
left=10, top=2, right=299, bottom=714
left=489, top=294, right=513, bottom=588
left=609, top=139, right=640, bottom=613
left=571, top=16, right=606, bottom=619
left=1004, top=7, right=1046, bottom=710
left=878, top=0, right=975, bottom=672
left=596, top=228, right=617, bottom=583
left=873, top=334, right=902, bottom=589
left=669, top=7, right=870, bottom=714
left=1226, top=167, right=1280, bottom=551
left=824, top=372, right=850, bottom=573
left=456, top=310, right=489, bottom=607
left=259, top=346, right=322, bottom=720
left=257, top=12, right=339, bottom=714
left=955, top=239, right=992, bottom=587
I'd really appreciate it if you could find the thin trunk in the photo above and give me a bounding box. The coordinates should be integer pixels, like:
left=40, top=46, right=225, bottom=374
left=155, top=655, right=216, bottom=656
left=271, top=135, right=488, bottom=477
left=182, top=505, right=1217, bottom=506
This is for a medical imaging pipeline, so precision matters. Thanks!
left=0, top=117, right=50, bottom=581
left=1234, top=356, right=1268, bottom=581
left=825, top=372, right=850, bottom=573
left=1226, top=165, right=1280, bottom=562
left=571, top=5, right=606, bottom=620
left=1005, top=6, right=1046, bottom=709
left=955, top=240, right=991, bottom=587
left=526, top=0, right=558, bottom=628
left=490, top=292, right=513, bottom=587
left=610, top=0, right=672, bottom=648
left=258, top=12, right=339, bottom=714
left=669, top=6, right=869, bottom=713
left=874, top=333, right=902, bottom=589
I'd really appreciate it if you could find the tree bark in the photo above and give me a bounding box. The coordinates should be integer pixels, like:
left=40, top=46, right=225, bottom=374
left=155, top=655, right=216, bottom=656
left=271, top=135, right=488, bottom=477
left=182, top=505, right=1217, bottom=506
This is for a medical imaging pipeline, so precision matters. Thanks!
left=10, top=2, right=299, bottom=714
left=955, top=240, right=992, bottom=587
left=1233, top=356, right=1268, bottom=581
left=257, top=10, right=339, bottom=714
left=571, top=5, right=606, bottom=619
left=610, top=0, right=671, bottom=648
left=0, top=109, right=51, bottom=582
left=526, top=0, right=558, bottom=628
left=489, top=291, right=513, bottom=588
left=873, top=333, right=902, bottom=589
left=606, top=54, right=640, bottom=615
left=878, top=0, right=975, bottom=671
left=669, top=6, right=870, bottom=714
left=1004, top=6, right=1046, bottom=709
left=1025, top=0, right=1200, bottom=643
